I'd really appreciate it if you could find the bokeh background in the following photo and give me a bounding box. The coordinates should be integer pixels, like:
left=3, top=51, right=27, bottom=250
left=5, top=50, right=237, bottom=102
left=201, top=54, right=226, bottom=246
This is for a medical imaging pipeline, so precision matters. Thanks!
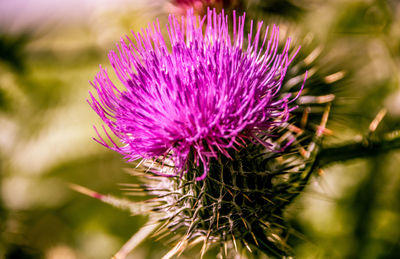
left=0, top=0, right=400, bottom=258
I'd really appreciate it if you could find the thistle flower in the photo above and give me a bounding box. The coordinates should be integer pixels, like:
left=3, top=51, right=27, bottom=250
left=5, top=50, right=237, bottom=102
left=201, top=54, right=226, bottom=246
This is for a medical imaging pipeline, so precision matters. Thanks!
left=82, top=8, right=344, bottom=259
left=89, top=8, right=305, bottom=181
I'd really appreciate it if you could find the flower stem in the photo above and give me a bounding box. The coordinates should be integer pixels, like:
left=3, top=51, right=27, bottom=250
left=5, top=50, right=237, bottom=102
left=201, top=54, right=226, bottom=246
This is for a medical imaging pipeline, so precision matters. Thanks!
left=319, top=130, right=400, bottom=167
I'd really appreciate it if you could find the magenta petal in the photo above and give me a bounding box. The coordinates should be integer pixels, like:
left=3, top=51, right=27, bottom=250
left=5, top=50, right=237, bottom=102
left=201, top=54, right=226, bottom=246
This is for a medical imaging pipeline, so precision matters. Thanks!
left=89, top=8, right=306, bottom=180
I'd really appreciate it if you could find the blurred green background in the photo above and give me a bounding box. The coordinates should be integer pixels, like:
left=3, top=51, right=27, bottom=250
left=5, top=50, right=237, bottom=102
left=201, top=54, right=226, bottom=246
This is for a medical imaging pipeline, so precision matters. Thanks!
left=0, top=0, right=400, bottom=258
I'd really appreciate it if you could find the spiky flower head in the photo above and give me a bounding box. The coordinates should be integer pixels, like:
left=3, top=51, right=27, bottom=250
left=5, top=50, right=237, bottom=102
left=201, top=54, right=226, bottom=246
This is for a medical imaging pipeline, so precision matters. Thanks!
left=83, top=7, right=343, bottom=259
left=89, top=8, right=305, bottom=181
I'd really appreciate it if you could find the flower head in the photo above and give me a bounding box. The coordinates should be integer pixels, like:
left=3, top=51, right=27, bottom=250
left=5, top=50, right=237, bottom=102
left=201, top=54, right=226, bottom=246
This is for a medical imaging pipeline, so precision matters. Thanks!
left=89, top=8, right=305, bottom=180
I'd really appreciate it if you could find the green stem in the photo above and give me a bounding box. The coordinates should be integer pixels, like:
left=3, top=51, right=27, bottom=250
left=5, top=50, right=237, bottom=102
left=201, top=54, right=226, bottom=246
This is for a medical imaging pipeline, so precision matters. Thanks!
left=319, top=130, right=400, bottom=167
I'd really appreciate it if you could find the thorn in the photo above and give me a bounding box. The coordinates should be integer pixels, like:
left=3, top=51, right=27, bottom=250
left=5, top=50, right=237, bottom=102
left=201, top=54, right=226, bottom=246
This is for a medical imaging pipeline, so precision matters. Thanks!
left=275, top=197, right=289, bottom=203
left=259, top=220, right=271, bottom=229
left=151, top=219, right=171, bottom=238
left=242, top=193, right=252, bottom=203
left=305, top=142, right=316, bottom=159
left=300, top=107, right=310, bottom=129
left=277, top=131, right=294, bottom=145
left=262, top=196, right=275, bottom=205
left=118, top=183, right=143, bottom=188
left=192, top=197, right=200, bottom=209
left=241, top=217, right=248, bottom=230
left=119, top=187, right=145, bottom=192
left=315, top=125, right=334, bottom=136
left=123, top=167, right=148, bottom=177
left=250, top=232, right=259, bottom=246
left=369, top=108, right=387, bottom=133
left=316, top=103, right=331, bottom=138
left=231, top=234, right=238, bottom=252
left=324, top=71, right=345, bottom=83
left=200, top=235, right=209, bottom=259
left=287, top=124, right=303, bottom=135
left=135, top=158, right=145, bottom=168
left=216, top=211, right=220, bottom=230
left=161, top=236, right=188, bottom=259
left=271, top=233, right=282, bottom=243
left=298, top=94, right=335, bottom=105
left=124, top=192, right=148, bottom=197
left=225, top=188, right=234, bottom=197
left=299, top=147, right=308, bottom=158
left=69, top=183, right=148, bottom=215
left=304, top=46, right=322, bottom=65
left=113, top=220, right=159, bottom=259
left=243, top=240, right=252, bottom=253
left=69, top=183, right=104, bottom=199
left=154, top=230, right=170, bottom=242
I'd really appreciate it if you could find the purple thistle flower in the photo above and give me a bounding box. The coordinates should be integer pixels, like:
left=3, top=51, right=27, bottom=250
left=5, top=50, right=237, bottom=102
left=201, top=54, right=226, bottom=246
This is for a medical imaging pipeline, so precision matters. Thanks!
left=89, top=8, right=306, bottom=180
